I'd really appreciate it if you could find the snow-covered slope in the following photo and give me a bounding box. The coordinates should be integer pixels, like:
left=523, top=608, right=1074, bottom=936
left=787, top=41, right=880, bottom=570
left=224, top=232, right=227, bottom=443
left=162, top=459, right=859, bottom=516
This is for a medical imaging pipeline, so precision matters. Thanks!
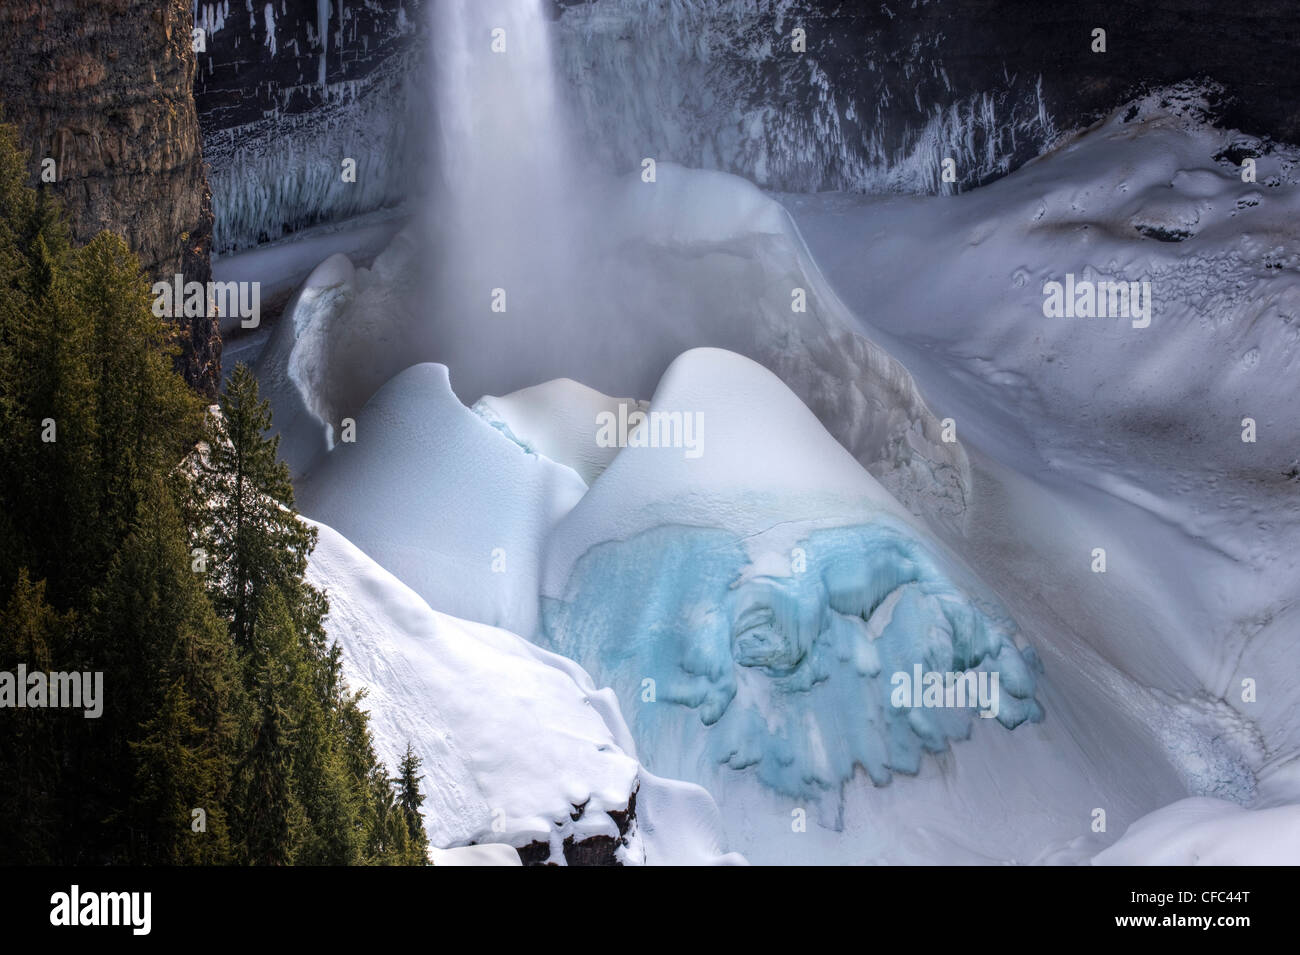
left=297, top=363, right=587, bottom=639
left=786, top=88, right=1300, bottom=745
left=473, top=379, right=650, bottom=487
left=1088, top=798, right=1300, bottom=865
left=781, top=88, right=1300, bottom=862
left=306, top=517, right=740, bottom=864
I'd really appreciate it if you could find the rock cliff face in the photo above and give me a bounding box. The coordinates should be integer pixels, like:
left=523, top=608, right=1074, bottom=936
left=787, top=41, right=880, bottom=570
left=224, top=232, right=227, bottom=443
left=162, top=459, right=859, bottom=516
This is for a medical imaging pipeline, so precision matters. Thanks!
left=0, top=0, right=219, bottom=394
left=552, top=0, right=1300, bottom=194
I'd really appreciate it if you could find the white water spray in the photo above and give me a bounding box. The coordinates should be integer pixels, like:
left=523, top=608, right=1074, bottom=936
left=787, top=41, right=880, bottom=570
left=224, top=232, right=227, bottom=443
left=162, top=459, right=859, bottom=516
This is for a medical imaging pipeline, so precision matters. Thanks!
left=429, top=0, right=583, bottom=293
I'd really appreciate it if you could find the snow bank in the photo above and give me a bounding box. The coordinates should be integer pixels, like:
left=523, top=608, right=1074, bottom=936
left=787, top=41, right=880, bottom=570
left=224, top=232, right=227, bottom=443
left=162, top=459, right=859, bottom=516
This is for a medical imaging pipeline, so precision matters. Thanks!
left=296, top=363, right=587, bottom=639
left=428, top=844, right=522, bottom=867
left=307, top=518, right=738, bottom=864
left=306, top=518, right=633, bottom=854
left=1092, top=797, right=1300, bottom=865
left=473, top=379, right=649, bottom=487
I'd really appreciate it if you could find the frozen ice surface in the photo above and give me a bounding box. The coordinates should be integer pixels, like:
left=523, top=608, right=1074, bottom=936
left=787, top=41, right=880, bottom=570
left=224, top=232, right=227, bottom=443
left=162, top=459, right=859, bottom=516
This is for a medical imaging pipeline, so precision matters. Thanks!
left=540, top=349, right=1042, bottom=847
left=545, top=521, right=1041, bottom=797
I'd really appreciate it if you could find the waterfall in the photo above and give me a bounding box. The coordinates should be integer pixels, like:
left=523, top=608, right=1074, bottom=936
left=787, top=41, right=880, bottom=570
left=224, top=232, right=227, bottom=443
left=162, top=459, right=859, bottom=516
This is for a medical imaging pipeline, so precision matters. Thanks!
left=428, top=0, right=584, bottom=319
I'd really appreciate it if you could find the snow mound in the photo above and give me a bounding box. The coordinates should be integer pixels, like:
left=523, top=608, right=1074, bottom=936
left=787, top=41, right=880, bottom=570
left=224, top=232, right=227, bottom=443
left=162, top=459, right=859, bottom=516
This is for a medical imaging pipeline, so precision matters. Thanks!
left=296, top=363, right=587, bottom=638
left=593, top=163, right=974, bottom=526
left=1092, top=797, right=1300, bottom=865
left=604, top=165, right=791, bottom=246
left=473, top=378, right=649, bottom=486
left=429, top=844, right=522, bottom=866
left=307, top=518, right=739, bottom=864
left=255, top=158, right=971, bottom=522
left=541, top=349, right=1041, bottom=809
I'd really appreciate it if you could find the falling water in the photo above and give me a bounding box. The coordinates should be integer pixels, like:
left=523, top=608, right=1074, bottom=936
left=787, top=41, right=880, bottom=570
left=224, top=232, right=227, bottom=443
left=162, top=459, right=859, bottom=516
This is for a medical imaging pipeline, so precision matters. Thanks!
left=433, top=0, right=575, bottom=227
left=425, top=0, right=589, bottom=382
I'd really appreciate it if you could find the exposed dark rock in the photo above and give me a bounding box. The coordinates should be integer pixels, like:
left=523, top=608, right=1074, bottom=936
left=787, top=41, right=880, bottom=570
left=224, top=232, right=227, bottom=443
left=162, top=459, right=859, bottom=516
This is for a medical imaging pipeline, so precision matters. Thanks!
left=561, top=834, right=621, bottom=866
left=514, top=840, right=555, bottom=866
left=1135, top=224, right=1193, bottom=242
left=513, top=787, right=638, bottom=866
left=552, top=0, right=1300, bottom=194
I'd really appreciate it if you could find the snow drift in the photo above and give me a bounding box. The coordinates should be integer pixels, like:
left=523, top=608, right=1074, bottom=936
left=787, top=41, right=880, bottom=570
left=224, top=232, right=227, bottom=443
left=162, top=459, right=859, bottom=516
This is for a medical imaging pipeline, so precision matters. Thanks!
left=296, top=363, right=587, bottom=639
left=305, top=517, right=740, bottom=864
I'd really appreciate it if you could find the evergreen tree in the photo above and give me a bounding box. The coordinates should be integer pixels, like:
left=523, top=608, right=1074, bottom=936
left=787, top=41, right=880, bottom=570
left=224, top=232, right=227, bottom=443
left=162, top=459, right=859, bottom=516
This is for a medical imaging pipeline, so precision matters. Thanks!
left=195, top=363, right=315, bottom=655
left=0, top=571, right=68, bottom=862
left=238, top=672, right=299, bottom=866
left=94, top=477, right=237, bottom=864
left=0, top=120, right=425, bottom=865
left=396, top=742, right=429, bottom=858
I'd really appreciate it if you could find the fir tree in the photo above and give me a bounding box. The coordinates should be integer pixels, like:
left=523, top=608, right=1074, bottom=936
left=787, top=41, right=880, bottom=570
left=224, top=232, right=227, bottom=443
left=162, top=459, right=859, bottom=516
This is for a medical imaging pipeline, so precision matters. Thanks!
left=195, top=362, right=315, bottom=655
left=395, top=742, right=429, bottom=858
left=0, top=571, right=68, bottom=862
left=0, top=120, right=423, bottom=865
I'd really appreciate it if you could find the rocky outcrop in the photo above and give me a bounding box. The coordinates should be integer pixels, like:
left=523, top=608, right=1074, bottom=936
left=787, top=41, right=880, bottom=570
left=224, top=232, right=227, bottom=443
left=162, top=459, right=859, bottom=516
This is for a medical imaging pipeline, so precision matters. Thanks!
left=513, top=790, right=638, bottom=866
left=0, top=0, right=219, bottom=394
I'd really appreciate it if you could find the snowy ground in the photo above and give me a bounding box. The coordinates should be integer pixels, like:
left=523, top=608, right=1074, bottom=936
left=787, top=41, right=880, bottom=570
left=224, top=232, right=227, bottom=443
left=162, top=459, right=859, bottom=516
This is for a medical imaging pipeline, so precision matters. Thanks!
left=779, top=89, right=1300, bottom=862
left=243, top=88, right=1300, bottom=864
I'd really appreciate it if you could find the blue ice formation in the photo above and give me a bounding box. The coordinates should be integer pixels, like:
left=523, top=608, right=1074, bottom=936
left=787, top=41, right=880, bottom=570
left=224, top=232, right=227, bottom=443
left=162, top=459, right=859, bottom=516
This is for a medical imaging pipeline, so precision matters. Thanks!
left=543, top=518, right=1042, bottom=800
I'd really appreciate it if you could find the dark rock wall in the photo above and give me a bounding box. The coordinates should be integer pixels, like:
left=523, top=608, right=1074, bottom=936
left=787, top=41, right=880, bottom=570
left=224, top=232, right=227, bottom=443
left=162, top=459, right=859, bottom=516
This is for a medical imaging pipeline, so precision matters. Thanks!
left=193, top=0, right=427, bottom=253
left=553, top=0, right=1300, bottom=194
left=0, top=0, right=220, bottom=393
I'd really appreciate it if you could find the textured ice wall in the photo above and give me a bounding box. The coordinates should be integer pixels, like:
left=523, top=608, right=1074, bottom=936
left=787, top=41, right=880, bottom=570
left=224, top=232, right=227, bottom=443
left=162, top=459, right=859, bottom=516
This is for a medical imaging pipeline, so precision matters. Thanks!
left=196, top=0, right=428, bottom=253
left=553, top=0, right=1057, bottom=194
left=539, top=348, right=1041, bottom=806
left=206, top=60, right=424, bottom=252
left=543, top=521, right=1042, bottom=800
